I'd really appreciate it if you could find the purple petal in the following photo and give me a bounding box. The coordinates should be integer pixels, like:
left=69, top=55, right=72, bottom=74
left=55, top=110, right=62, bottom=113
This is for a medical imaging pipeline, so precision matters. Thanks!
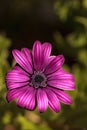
left=7, top=90, right=19, bottom=102
left=32, top=41, right=42, bottom=71
left=6, top=70, right=29, bottom=83
left=45, top=88, right=61, bottom=113
left=47, top=68, right=65, bottom=78
left=6, top=66, right=30, bottom=89
left=41, top=42, right=52, bottom=69
left=21, top=48, right=32, bottom=67
left=47, top=68, right=75, bottom=81
left=12, top=49, right=33, bottom=74
left=47, top=79, right=75, bottom=90
left=6, top=81, right=29, bottom=90
left=45, top=55, right=65, bottom=75
left=47, top=68, right=75, bottom=90
left=7, top=86, right=36, bottom=110
left=6, top=86, right=28, bottom=102
left=12, top=66, right=29, bottom=76
left=17, top=87, right=36, bottom=110
left=37, top=88, right=48, bottom=112
left=49, top=87, right=73, bottom=105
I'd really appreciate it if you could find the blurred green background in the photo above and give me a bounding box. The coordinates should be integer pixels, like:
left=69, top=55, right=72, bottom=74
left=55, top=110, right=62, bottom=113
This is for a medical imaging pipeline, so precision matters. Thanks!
left=0, top=0, right=87, bottom=130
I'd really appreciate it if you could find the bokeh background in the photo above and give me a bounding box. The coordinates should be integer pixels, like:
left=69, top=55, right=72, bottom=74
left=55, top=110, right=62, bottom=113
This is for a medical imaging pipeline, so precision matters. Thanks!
left=0, top=0, right=87, bottom=130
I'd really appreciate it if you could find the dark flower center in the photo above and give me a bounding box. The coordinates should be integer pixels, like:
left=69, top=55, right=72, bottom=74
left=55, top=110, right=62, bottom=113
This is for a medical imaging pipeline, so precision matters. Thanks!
left=30, top=71, right=47, bottom=88
left=35, top=75, right=44, bottom=83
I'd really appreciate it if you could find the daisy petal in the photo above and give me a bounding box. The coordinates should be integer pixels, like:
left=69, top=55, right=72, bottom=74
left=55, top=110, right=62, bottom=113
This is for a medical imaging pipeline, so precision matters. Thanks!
left=47, top=68, right=75, bottom=90
left=37, top=88, right=48, bottom=112
left=6, top=70, right=29, bottom=83
left=12, top=49, right=33, bottom=74
left=49, top=87, right=73, bottom=105
left=41, top=42, right=52, bottom=69
left=47, top=79, right=75, bottom=90
left=45, top=55, right=64, bottom=75
left=12, top=66, right=29, bottom=76
left=32, top=41, right=42, bottom=71
left=7, top=89, right=19, bottom=102
left=17, top=87, right=36, bottom=110
left=45, top=88, right=61, bottom=113
left=6, top=86, right=28, bottom=102
left=21, top=48, right=32, bottom=67
left=6, top=81, right=29, bottom=90
left=6, top=66, right=30, bottom=89
left=47, top=68, right=75, bottom=81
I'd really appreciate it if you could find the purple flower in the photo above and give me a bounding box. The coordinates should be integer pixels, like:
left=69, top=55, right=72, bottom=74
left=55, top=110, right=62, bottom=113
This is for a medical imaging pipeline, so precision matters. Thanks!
left=6, top=41, right=75, bottom=113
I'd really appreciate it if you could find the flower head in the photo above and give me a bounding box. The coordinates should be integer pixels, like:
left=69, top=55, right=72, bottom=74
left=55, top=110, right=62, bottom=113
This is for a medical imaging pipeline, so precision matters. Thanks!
left=6, top=41, right=75, bottom=113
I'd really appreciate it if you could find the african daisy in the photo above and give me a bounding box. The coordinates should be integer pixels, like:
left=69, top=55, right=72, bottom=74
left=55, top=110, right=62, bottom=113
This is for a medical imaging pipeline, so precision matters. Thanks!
left=6, top=41, right=75, bottom=113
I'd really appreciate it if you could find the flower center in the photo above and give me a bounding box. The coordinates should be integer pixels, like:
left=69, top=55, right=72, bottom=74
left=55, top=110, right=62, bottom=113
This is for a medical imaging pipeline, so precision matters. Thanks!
left=35, top=75, right=44, bottom=83
left=30, top=71, right=47, bottom=88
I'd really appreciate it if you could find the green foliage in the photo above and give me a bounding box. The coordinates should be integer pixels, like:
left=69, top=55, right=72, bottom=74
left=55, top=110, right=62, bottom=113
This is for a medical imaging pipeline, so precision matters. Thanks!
left=0, top=35, right=11, bottom=90
left=0, top=35, right=11, bottom=130
left=0, top=0, right=87, bottom=130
